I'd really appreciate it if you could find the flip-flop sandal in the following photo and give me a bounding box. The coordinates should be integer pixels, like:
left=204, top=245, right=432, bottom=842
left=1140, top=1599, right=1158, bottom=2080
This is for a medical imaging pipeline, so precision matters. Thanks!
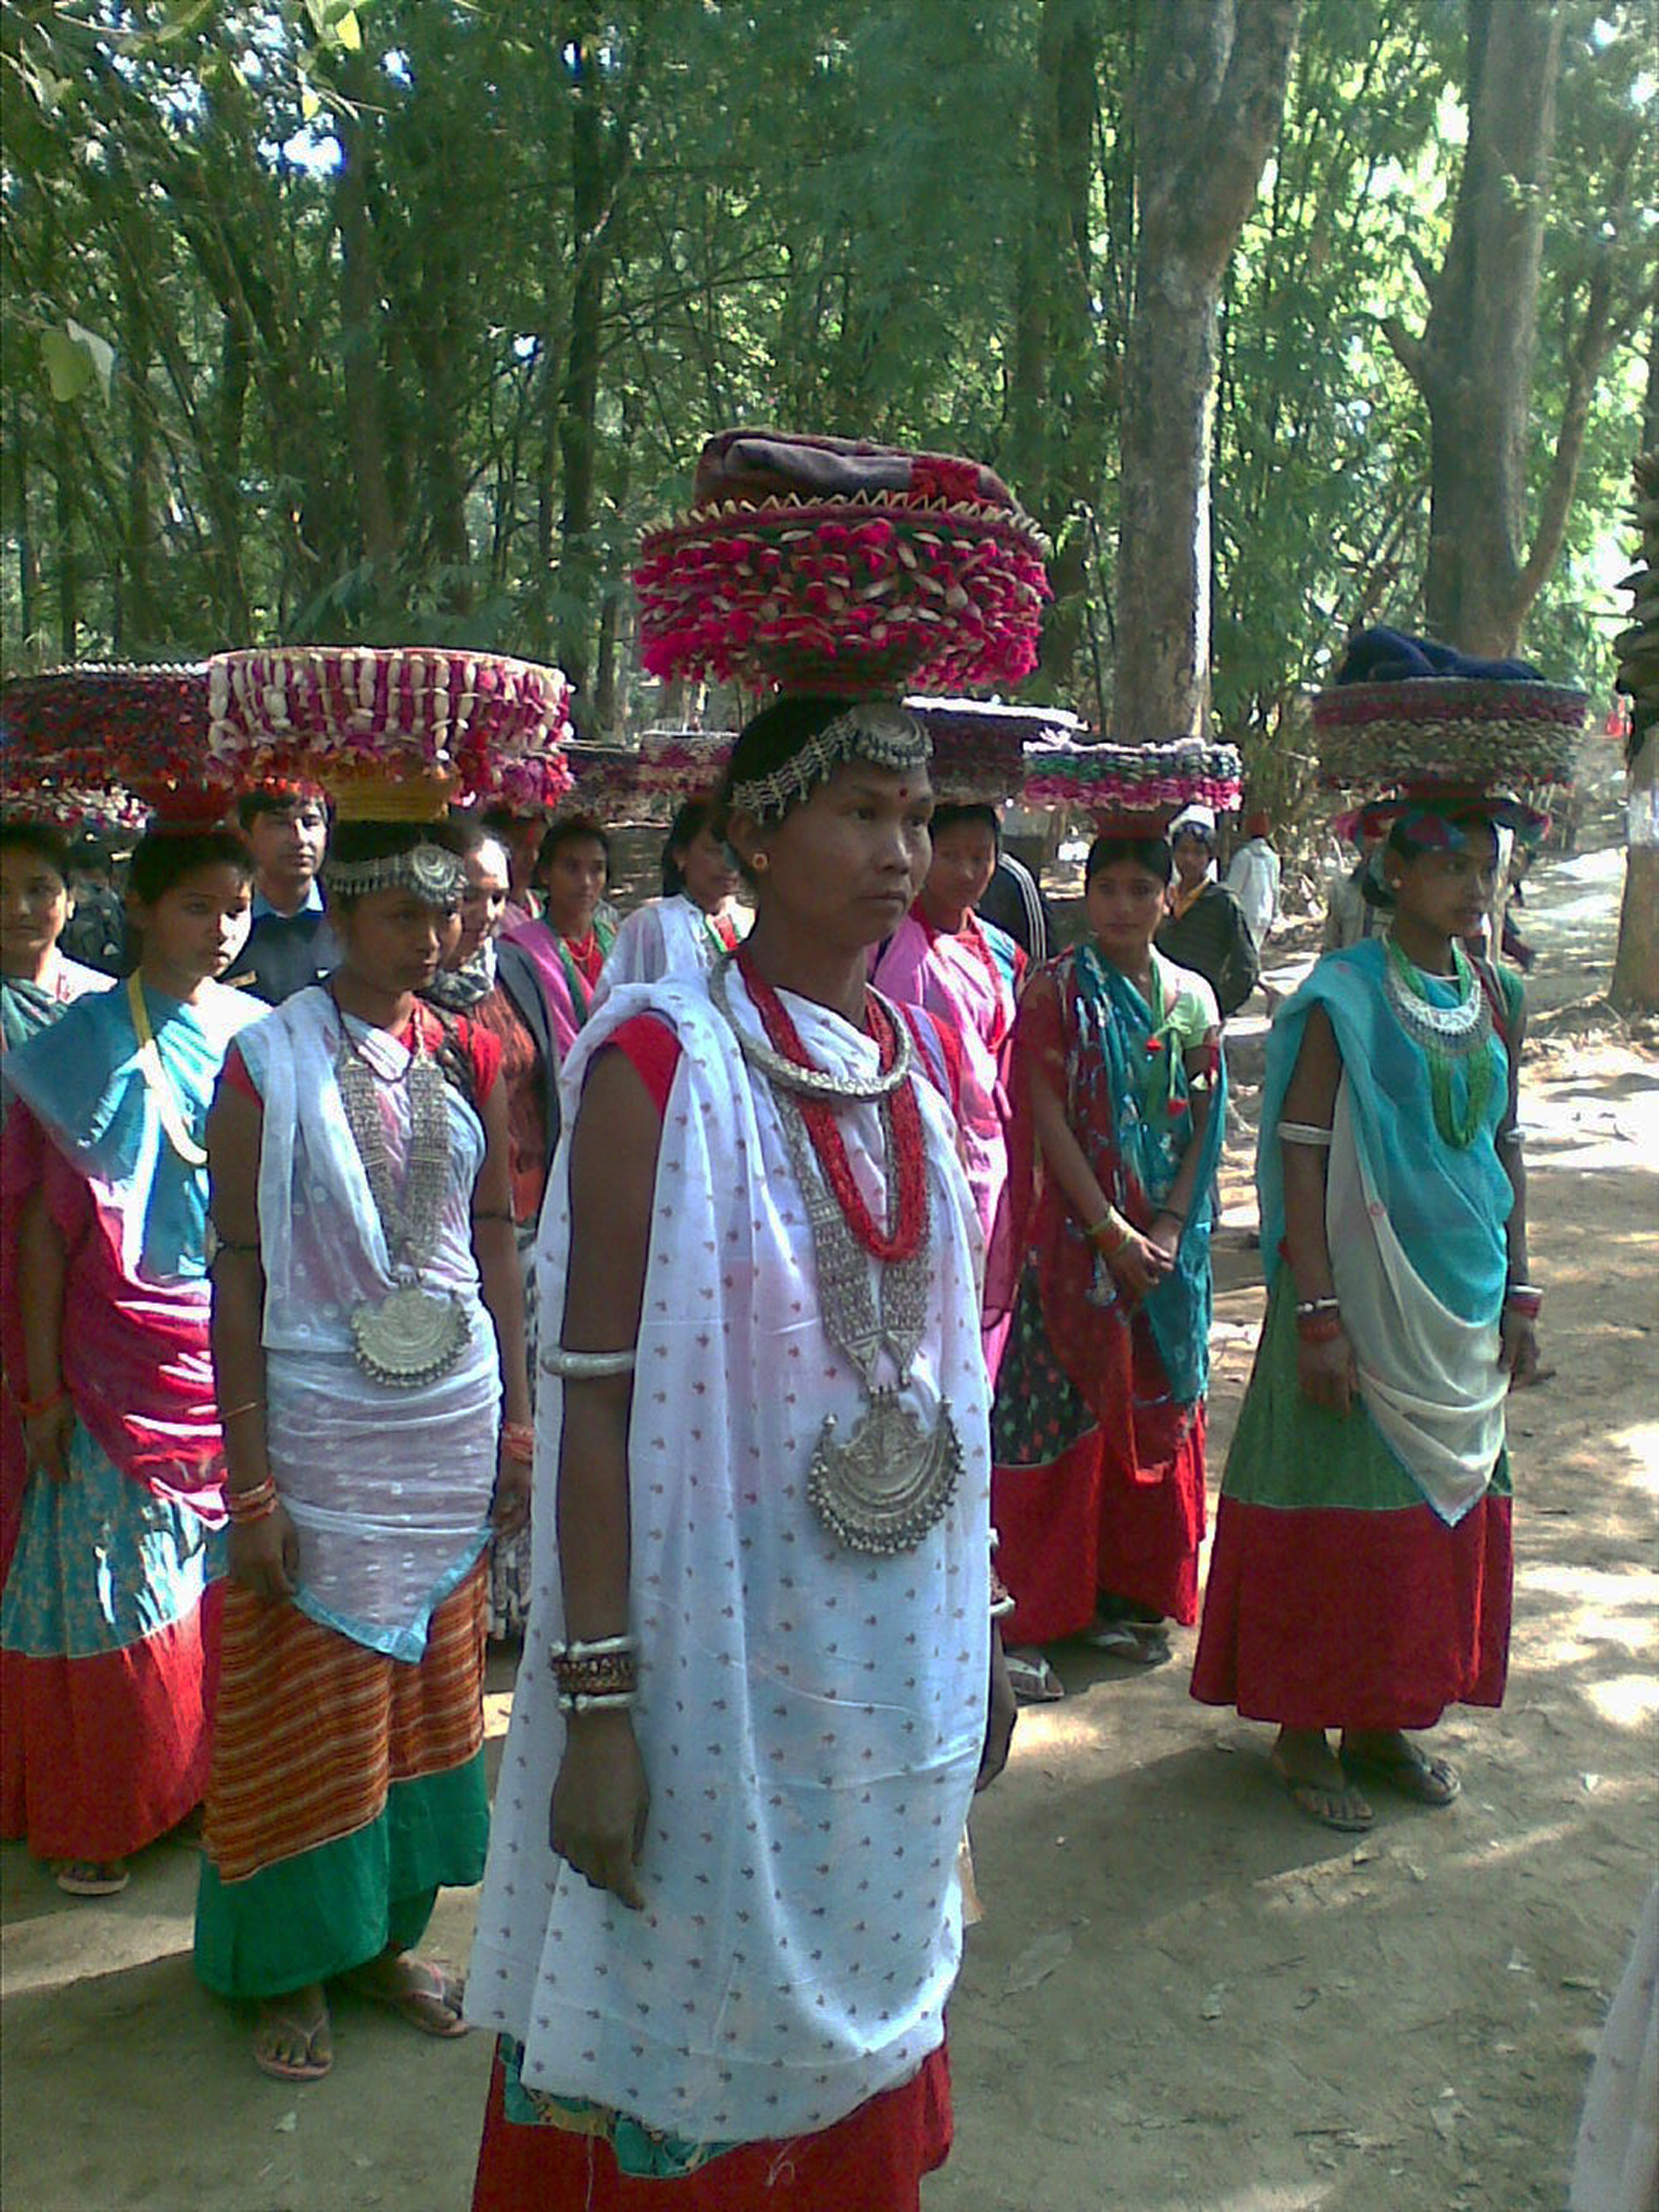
left=1342, top=1743, right=1461, bottom=1808
left=54, top=1860, right=129, bottom=1897
left=1083, top=1621, right=1172, bottom=1668
left=1270, top=1749, right=1374, bottom=1833
left=348, top=1957, right=470, bottom=2039
left=1003, top=1648, right=1064, bottom=1704
left=253, top=2008, right=333, bottom=2083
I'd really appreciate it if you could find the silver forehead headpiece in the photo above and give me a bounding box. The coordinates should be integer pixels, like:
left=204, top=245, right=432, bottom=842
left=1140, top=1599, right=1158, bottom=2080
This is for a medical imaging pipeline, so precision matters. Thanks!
left=727, top=701, right=932, bottom=823
left=323, top=841, right=467, bottom=906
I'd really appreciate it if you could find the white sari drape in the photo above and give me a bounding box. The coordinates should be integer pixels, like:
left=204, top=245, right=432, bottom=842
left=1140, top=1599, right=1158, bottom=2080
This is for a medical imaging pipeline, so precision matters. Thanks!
left=469, top=966, right=991, bottom=2146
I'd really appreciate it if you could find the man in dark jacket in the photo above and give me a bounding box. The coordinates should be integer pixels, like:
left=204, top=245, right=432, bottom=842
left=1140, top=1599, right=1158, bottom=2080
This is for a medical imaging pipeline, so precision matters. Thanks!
left=1154, top=804, right=1259, bottom=1018
left=220, top=782, right=340, bottom=1003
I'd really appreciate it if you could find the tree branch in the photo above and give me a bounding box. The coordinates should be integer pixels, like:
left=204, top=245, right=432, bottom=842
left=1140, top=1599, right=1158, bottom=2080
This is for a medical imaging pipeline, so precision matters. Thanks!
left=1175, top=0, right=1303, bottom=277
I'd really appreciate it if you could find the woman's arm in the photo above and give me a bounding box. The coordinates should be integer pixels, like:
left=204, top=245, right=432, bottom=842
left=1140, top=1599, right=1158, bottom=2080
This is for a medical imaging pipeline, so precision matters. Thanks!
left=17, top=1185, right=74, bottom=1481
left=1495, top=1001, right=1541, bottom=1387
left=1147, top=1035, right=1218, bottom=1250
left=1277, top=1005, right=1358, bottom=1415
left=547, top=1044, right=663, bottom=1911
left=206, top=1082, right=298, bottom=1599
left=470, top=1074, right=532, bottom=1534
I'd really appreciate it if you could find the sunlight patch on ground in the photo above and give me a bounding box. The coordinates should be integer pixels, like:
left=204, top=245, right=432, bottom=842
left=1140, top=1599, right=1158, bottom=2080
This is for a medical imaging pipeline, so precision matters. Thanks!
left=1609, top=1423, right=1659, bottom=1488
left=1582, top=1673, right=1659, bottom=1730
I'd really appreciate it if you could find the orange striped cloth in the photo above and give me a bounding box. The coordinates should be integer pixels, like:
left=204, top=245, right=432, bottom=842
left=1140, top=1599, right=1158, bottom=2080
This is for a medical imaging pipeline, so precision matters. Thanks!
left=203, top=1564, right=487, bottom=1885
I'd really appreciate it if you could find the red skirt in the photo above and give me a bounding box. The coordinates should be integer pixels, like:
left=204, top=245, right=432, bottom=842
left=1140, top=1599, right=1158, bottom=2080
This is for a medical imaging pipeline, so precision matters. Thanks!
left=471, top=2043, right=952, bottom=2212
left=1, top=1585, right=222, bottom=1861
left=1190, top=1490, right=1512, bottom=1732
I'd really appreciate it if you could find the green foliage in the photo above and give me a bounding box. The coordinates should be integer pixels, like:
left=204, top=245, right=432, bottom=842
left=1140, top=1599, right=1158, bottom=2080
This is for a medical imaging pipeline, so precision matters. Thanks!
left=0, top=0, right=1648, bottom=747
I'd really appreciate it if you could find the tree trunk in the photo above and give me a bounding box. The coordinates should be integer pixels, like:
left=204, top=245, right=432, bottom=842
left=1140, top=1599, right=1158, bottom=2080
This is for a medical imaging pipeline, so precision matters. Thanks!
left=334, top=98, right=399, bottom=569
left=52, top=411, right=78, bottom=662
left=122, top=246, right=159, bottom=656
left=1609, top=331, right=1659, bottom=1013
left=8, top=396, right=39, bottom=652
left=1112, top=0, right=1300, bottom=740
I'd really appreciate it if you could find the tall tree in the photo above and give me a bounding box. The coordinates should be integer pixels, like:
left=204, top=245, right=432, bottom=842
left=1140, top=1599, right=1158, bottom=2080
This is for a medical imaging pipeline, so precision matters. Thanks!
left=1384, top=0, right=1658, bottom=656
left=1111, top=0, right=1301, bottom=740
left=1610, top=316, right=1659, bottom=1013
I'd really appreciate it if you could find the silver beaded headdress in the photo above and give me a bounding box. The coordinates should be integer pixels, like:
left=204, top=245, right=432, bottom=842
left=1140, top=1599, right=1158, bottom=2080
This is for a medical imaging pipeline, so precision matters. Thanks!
left=323, top=841, right=467, bottom=905
left=726, top=701, right=932, bottom=822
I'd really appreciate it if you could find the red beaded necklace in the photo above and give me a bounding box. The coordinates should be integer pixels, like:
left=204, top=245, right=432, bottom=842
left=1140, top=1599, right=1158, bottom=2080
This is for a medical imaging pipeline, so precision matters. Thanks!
left=739, top=951, right=928, bottom=1265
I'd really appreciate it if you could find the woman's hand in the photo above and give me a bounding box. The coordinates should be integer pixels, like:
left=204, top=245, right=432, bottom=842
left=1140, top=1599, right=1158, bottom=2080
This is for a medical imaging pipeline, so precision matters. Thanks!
left=1147, top=1211, right=1183, bottom=1260
left=1499, top=1310, right=1542, bottom=1390
left=492, top=1446, right=532, bottom=1538
left=228, top=1505, right=299, bottom=1601
left=23, top=1398, right=75, bottom=1483
left=550, top=1709, right=650, bottom=1911
left=975, top=1631, right=1017, bottom=1793
left=1296, top=1328, right=1358, bottom=1416
left=1108, top=1228, right=1175, bottom=1302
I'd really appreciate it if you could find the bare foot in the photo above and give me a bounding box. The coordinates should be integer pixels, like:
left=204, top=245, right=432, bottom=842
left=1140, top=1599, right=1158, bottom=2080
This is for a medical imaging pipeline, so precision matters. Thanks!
left=253, top=1986, right=332, bottom=2081
left=54, top=1860, right=129, bottom=1897
left=1271, top=1727, right=1374, bottom=1831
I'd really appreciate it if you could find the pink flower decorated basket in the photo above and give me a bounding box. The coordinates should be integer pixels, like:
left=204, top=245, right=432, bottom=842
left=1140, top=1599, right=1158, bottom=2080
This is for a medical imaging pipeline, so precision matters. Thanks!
left=207, top=647, right=575, bottom=814
left=635, top=431, right=1050, bottom=696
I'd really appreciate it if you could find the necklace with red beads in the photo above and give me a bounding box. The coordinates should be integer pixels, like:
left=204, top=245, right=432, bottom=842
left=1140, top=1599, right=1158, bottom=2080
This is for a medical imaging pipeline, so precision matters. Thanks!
left=709, top=949, right=961, bottom=1557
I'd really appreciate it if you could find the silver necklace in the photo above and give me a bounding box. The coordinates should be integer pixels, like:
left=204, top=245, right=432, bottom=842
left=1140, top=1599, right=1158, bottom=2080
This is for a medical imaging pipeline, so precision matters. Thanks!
left=332, top=996, right=470, bottom=1388
left=713, top=966, right=960, bottom=1556
left=709, top=951, right=913, bottom=1101
left=1383, top=940, right=1490, bottom=1058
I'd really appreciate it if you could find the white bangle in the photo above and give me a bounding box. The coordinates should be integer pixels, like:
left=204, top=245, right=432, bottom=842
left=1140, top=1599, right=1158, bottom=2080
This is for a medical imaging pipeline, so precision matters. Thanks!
left=541, top=1345, right=638, bottom=1379
left=550, top=1634, right=638, bottom=1661
left=1277, top=1120, right=1333, bottom=1147
left=558, top=1689, right=640, bottom=1715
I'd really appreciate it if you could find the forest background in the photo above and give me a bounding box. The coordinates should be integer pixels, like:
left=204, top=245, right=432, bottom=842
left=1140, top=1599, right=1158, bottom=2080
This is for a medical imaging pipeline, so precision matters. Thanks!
left=2, top=0, right=1655, bottom=818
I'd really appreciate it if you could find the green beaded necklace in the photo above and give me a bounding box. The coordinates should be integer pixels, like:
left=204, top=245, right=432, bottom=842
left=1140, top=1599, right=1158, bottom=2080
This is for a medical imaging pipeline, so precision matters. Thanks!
left=1383, top=937, right=1494, bottom=1150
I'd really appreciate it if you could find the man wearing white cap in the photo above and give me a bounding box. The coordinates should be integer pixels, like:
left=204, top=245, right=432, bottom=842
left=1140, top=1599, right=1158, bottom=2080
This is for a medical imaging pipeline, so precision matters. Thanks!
left=1155, top=804, right=1259, bottom=1018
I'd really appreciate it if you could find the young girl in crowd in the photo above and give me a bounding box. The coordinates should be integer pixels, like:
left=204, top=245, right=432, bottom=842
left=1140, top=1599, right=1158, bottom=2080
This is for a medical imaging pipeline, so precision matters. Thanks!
left=1, top=822, right=114, bottom=1059
left=593, top=794, right=748, bottom=1002
left=990, top=830, right=1224, bottom=1696
left=505, top=814, right=616, bottom=1055
left=1192, top=796, right=1537, bottom=1828
left=2, top=826, right=257, bottom=1895
left=196, top=813, right=531, bottom=2081
left=873, top=802, right=1024, bottom=1364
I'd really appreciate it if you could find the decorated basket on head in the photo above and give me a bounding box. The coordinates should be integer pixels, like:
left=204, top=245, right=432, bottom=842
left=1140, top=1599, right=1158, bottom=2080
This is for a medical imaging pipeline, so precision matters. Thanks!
left=1020, top=733, right=1244, bottom=828
left=0, top=662, right=232, bottom=828
left=1312, top=627, right=1585, bottom=798
left=903, top=696, right=1084, bottom=806
left=635, top=429, right=1050, bottom=698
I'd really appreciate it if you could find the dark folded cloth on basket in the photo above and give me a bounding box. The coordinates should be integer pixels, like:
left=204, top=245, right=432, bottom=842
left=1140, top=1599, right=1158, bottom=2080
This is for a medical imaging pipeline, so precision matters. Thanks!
left=1335, top=626, right=1541, bottom=688
left=691, top=429, right=1019, bottom=513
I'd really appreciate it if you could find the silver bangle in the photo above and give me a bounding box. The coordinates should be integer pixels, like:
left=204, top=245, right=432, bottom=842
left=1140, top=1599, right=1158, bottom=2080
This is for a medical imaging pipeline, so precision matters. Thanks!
left=551, top=1633, right=638, bottom=1662
left=989, top=1592, right=1017, bottom=1622
left=558, top=1689, right=640, bottom=1715
left=1277, top=1120, right=1333, bottom=1147
left=1498, top=1126, right=1524, bottom=1149
left=541, top=1345, right=638, bottom=1379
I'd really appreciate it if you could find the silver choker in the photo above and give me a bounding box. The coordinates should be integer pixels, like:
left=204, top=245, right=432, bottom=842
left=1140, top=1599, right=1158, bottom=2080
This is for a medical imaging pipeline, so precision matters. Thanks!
left=709, top=954, right=913, bottom=1101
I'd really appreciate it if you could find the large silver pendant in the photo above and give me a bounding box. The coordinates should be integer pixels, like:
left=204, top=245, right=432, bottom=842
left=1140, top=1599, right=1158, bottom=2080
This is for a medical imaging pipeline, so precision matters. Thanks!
left=807, top=1390, right=961, bottom=1556
left=349, top=1285, right=470, bottom=1389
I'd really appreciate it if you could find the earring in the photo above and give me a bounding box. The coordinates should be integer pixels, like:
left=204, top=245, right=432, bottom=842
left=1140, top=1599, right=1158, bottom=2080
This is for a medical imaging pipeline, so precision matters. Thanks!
left=751, top=852, right=770, bottom=874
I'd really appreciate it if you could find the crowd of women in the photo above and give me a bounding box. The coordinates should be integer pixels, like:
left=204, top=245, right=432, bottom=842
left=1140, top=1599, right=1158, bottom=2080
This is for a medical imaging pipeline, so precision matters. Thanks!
left=1, top=664, right=1546, bottom=2205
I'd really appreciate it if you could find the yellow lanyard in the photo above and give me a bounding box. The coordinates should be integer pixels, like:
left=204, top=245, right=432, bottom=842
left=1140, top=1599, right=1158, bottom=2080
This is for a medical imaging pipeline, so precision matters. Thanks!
left=127, top=973, right=208, bottom=1167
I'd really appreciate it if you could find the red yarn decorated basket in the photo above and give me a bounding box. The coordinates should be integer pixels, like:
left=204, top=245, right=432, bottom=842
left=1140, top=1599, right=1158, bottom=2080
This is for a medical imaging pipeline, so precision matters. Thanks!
left=208, top=647, right=575, bottom=812
left=635, top=431, right=1050, bottom=695
left=1312, top=678, right=1586, bottom=790
left=0, top=662, right=231, bottom=826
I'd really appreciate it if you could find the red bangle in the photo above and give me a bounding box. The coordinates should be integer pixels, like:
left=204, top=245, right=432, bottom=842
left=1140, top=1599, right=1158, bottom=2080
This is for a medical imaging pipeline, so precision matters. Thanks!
left=500, top=1422, right=535, bottom=1463
left=1503, top=1290, right=1542, bottom=1318
left=1296, top=1315, right=1347, bottom=1345
left=15, top=1384, right=68, bottom=1421
left=226, top=1476, right=279, bottom=1524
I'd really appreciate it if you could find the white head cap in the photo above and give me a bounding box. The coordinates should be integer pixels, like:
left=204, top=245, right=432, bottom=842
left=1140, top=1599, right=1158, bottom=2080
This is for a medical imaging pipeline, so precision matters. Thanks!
left=1168, top=802, right=1218, bottom=844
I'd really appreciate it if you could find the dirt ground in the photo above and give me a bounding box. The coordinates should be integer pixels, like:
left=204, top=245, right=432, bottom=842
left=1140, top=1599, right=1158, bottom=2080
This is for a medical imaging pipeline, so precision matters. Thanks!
left=3, top=804, right=1655, bottom=2212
